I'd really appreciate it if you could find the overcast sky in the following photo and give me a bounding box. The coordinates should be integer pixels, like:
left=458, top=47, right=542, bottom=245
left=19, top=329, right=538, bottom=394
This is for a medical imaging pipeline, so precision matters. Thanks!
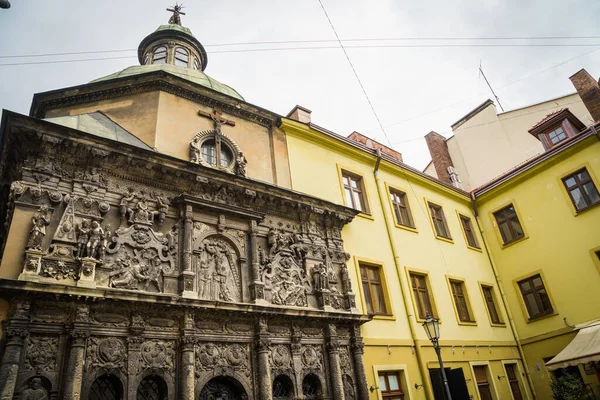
left=1, top=0, right=599, bottom=169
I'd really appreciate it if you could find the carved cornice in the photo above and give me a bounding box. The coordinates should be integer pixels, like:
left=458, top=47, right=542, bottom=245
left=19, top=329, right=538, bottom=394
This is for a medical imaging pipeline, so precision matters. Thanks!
left=30, top=72, right=277, bottom=128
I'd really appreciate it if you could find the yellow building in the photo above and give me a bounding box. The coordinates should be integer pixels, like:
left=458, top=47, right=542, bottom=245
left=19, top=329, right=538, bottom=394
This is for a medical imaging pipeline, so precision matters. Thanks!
left=281, top=109, right=531, bottom=400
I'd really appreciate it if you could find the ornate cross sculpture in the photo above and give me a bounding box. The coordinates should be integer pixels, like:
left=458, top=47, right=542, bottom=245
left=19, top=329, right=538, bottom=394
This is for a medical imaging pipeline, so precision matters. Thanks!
left=197, top=108, right=236, bottom=135
left=167, top=3, right=185, bottom=25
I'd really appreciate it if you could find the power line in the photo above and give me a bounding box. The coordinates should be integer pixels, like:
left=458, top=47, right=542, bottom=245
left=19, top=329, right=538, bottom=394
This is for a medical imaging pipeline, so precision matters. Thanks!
left=3, top=39, right=600, bottom=59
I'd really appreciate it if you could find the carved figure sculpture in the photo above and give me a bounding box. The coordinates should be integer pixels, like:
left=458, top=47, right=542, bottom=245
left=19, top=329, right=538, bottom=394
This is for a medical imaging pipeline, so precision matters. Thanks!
left=143, top=257, right=163, bottom=292
left=155, top=195, right=170, bottom=226
left=27, top=206, right=50, bottom=250
left=98, top=224, right=112, bottom=261
left=312, top=263, right=329, bottom=291
left=119, top=191, right=136, bottom=225
left=190, top=138, right=202, bottom=164
left=75, top=220, right=91, bottom=258
left=21, top=378, right=48, bottom=400
left=341, top=264, right=352, bottom=294
left=108, top=258, right=148, bottom=289
left=197, top=238, right=237, bottom=301
left=129, top=199, right=151, bottom=224
left=86, top=221, right=104, bottom=259
left=235, top=151, right=247, bottom=177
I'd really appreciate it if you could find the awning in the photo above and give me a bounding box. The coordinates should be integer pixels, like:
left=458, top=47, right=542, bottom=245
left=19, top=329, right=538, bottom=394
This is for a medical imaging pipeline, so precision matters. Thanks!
left=546, top=324, right=600, bottom=371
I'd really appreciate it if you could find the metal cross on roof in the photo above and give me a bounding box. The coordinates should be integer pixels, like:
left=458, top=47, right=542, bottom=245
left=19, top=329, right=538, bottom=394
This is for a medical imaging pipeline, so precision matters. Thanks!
left=167, top=3, right=185, bottom=25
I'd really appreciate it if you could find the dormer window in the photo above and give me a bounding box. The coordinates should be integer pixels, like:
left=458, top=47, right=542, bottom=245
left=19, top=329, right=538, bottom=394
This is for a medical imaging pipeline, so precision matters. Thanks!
left=528, top=108, right=585, bottom=151
left=174, top=47, right=189, bottom=67
left=152, top=46, right=167, bottom=64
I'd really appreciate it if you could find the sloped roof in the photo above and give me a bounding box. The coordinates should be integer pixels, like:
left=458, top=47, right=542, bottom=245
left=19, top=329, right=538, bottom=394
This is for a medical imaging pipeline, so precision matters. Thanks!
left=44, top=112, right=153, bottom=150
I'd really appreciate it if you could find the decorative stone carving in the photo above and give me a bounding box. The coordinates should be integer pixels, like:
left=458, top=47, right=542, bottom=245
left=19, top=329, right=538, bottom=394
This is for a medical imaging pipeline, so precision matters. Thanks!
left=25, top=336, right=58, bottom=373
left=340, top=263, right=352, bottom=294
left=343, top=374, right=356, bottom=400
left=86, top=337, right=127, bottom=373
left=40, top=259, right=78, bottom=280
left=271, top=345, right=291, bottom=369
left=235, top=152, right=247, bottom=177
left=20, top=377, right=48, bottom=400
left=196, top=236, right=241, bottom=302
left=339, top=347, right=352, bottom=374
left=261, top=229, right=310, bottom=307
left=301, top=345, right=323, bottom=370
left=139, top=340, right=175, bottom=374
left=195, top=343, right=250, bottom=376
left=26, top=205, right=51, bottom=251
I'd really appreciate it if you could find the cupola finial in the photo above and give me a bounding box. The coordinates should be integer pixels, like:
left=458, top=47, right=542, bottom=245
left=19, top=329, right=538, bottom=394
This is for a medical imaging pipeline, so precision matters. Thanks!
left=166, top=3, right=185, bottom=25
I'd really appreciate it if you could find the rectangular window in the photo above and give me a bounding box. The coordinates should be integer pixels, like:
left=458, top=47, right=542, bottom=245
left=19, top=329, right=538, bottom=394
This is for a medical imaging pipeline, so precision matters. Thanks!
left=450, top=280, right=474, bottom=322
left=482, top=285, right=503, bottom=325
left=410, top=273, right=434, bottom=319
left=390, top=189, right=414, bottom=228
left=493, top=205, right=524, bottom=245
left=342, top=171, right=368, bottom=213
left=518, top=274, right=553, bottom=319
left=359, top=264, right=387, bottom=315
left=562, top=168, right=600, bottom=212
left=460, top=214, right=480, bottom=248
left=378, top=371, right=405, bottom=400
left=474, top=366, right=494, bottom=400
left=505, top=364, right=523, bottom=400
left=428, top=202, right=451, bottom=239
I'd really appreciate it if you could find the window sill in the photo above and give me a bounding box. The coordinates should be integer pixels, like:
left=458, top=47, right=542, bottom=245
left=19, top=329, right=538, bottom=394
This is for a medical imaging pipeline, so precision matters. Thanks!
left=372, top=313, right=396, bottom=321
left=394, top=222, right=418, bottom=234
left=456, top=320, right=478, bottom=327
left=356, top=212, right=375, bottom=221
left=434, top=235, right=454, bottom=244
left=526, top=311, right=558, bottom=324
left=489, top=322, right=507, bottom=328
left=574, top=201, right=600, bottom=216
left=501, top=235, right=528, bottom=249
left=466, top=244, right=483, bottom=252
left=415, top=316, right=442, bottom=324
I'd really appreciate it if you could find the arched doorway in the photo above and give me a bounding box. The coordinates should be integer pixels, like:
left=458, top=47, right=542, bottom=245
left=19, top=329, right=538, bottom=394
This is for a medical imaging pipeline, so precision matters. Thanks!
left=137, top=374, right=168, bottom=400
left=199, top=376, right=247, bottom=400
left=302, top=374, right=323, bottom=400
left=273, top=374, right=294, bottom=400
left=89, top=374, right=123, bottom=400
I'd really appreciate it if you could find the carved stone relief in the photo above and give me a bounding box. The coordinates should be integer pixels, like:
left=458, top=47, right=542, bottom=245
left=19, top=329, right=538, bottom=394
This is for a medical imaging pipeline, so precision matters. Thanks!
left=25, top=336, right=58, bottom=373
left=86, top=337, right=127, bottom=373
left=139, top=340, right=175, bottom=375
left=301, top=345, right=323, bottom=370
left=195, top=343, right=250, bottom=377
left=196, top=236, right=241, bottom=302
left=271, top=345, right=292, bottom=370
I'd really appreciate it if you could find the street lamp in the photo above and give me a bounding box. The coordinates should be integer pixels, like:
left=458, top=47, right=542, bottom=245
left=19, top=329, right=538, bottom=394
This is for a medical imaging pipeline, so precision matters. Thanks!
left=422, top=313, right=453, bottom=400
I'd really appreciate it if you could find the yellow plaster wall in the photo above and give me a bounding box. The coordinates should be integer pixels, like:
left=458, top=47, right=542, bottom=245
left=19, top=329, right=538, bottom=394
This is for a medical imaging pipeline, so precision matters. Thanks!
left=0, top=208, right=40, bottom=279
left=450, top=94, right=592, bottom=191
left=44, top=91, right=161, bottom=148
left=477, top=138, right=600, bottom=340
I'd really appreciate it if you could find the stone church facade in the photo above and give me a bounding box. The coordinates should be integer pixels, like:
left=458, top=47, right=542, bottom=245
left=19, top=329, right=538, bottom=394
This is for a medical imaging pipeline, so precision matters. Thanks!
left=0, top=9, right=369, bottom=400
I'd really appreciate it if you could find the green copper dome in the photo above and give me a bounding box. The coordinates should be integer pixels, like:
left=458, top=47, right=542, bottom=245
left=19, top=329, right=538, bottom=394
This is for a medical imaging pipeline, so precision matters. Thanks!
left=91, top=63, right=244, bottom=100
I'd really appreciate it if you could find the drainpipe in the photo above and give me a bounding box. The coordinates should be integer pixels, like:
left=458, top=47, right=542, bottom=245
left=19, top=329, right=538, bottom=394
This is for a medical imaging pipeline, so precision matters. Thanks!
left=471, top=194, right=538, bottom=399
left=373, top=149, right=435, bottom=400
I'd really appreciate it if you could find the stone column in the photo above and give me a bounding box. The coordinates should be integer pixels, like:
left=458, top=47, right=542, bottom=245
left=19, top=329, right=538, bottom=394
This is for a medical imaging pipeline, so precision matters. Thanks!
left=326, top=324, right=345, bottom=400
left=0, top=327, right=29, bottom=400
left=256, top=336, right=273, bottom=400
left=350, top=326, right=369, bottom=400
left=181, top=204, right=196, bottom=298
left=62, top=330, right=89, bottom=400
left=126, top=336, right=144, bottom=399
left=250, top=220, right=266, bottom=304
left=180, top=336, right=196, bottom=400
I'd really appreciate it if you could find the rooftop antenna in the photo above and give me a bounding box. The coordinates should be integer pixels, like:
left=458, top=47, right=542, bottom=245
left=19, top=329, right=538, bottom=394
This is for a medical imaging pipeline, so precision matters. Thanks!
left=167, top=3, right=185, bottom=25
left=479, top=62, right=505, bottom=112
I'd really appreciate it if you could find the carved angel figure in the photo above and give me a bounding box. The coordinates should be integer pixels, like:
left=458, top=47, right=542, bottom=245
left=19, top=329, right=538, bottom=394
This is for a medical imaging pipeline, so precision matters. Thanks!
left=21, top=378, right=48, bottom=400
left=234, top=151, right=247, bottom=177
left=26, top=206, right=50, bottom=250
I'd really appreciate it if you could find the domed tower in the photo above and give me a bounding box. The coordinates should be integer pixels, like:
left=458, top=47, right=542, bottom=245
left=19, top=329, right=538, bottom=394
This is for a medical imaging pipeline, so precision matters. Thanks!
left=90, top=5, right=243, bottom=100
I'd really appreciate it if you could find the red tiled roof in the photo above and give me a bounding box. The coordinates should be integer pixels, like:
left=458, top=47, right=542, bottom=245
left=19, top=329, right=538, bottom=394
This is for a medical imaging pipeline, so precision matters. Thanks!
left=529, top=108, right=566, bottom=131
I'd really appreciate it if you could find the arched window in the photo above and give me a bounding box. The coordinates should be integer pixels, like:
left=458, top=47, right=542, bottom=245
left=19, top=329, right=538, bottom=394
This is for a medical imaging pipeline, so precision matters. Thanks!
left=174, top=47, right=189, bottom=67
left=302, top=374, right=322, bottom=400
left=201, top=139, right=233, bottom=168
left=152, top=46, right=167, bottom=64
left=89, top=374, right=123, bottom=400
left=137, top=375, right=168, bottom=400
left=273, top=375, right=294, bottom=400
left=143, top=53, right=150, bottom=65
left=193, top=58, right=200, bottom=70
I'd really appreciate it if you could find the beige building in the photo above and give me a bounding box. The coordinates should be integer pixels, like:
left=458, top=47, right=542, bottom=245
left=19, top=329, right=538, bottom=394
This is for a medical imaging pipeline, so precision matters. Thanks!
left=424, top=91, right=593, bottom=191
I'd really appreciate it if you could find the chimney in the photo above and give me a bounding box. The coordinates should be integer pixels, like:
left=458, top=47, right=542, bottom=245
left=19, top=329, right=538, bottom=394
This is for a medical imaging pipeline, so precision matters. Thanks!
left=425, top=131, right=453, bottom=184
left=570, top=69, right=600, bottom=122
left=286, top=105, right=312, bottom=124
